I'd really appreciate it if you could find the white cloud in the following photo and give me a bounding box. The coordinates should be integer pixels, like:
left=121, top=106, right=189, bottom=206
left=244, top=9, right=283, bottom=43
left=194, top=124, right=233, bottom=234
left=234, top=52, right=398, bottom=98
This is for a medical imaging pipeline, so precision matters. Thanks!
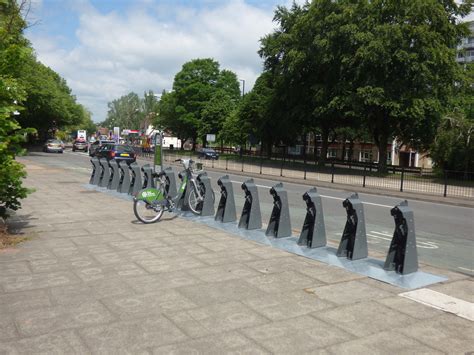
left=27, top=0, right=277, bottom=122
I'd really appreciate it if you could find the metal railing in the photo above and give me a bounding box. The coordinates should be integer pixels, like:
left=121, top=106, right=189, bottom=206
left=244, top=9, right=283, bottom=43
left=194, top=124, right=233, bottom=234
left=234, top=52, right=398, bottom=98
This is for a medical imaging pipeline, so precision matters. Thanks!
left=132, top=147, right=473, bottom=199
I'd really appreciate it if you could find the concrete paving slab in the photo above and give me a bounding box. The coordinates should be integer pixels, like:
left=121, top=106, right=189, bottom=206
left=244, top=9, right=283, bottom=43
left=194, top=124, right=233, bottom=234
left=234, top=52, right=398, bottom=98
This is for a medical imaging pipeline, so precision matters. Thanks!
left=241, top=315, right=354, bottom=354
left=152, top=331, right=269, bottom=355
left=0, top=271, right=81, bottom=293
left=179, top=301, right=269, bottom=334
left=14, top=300, right=115, bottom=337
left=186, top=263, right=262, bottom=283
left=124, top=272, right=202, bottom=294
left=326, top=330, right=442, bottom=354
left=78, top=316, right=188, bottom=353
left=102, top=289, right=197, bottom=319
left=245, top=270, right=323, bottom=293
left=398, top=314, right=474, bottom=354
left=314, top=300, right=416, bottom=337
left=306, top=280, right=393, bottom=305
left=178, top=278, right=268, bottom=306
left=0, top=330, right=90, bottom=354
left=243, top=289, right=335, bottom=321
left=0, top=289, right=52, bottom=314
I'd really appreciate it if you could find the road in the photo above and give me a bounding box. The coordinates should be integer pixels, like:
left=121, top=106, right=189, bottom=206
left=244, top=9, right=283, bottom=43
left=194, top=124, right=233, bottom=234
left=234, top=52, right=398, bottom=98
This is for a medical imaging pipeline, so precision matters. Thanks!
left=20, top=150, right=474, bottom=276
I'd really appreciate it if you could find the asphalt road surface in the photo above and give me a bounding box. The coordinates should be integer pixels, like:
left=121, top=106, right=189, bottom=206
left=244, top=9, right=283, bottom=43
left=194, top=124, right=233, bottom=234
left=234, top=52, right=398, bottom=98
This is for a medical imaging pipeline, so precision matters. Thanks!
left=20, top=150, right=474, bottom=276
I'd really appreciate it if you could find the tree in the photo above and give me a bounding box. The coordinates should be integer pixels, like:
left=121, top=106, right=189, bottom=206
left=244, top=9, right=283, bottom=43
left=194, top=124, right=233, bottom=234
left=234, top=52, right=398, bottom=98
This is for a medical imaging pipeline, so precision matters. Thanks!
left=344, top=0, right=472, bottom=172
left=166, top=58, right=240, bottom=149
left=103, top=92, right=143, bottom=130
left=0, top=0, right=35, bottom=219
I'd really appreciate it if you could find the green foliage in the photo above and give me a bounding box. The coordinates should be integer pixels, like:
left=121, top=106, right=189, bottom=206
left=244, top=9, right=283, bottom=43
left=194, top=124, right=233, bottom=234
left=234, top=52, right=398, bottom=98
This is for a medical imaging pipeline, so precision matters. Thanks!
left=0, top=77, right=34, bottom=219
left=0, top=0, right=35, bottom=219
left=159, top=58, right=240, bottom=148
left=430, top=113, right=474, bottom=171
left=102, top=92, right=143, bottom=130
left=257, top=0, right=472, bottom=171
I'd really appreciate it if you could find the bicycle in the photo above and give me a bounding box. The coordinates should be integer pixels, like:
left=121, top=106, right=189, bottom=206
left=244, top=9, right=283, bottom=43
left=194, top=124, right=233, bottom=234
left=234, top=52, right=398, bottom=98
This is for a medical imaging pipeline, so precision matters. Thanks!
left=133, top=158, right=212, bottom=223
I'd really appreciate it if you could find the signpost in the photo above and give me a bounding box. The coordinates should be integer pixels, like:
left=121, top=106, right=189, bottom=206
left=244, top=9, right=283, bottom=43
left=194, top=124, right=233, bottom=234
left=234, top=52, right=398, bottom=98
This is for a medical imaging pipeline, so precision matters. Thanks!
left=154, top=131, right=163, bottom=173
left=206, top=134, right=216, bottom=143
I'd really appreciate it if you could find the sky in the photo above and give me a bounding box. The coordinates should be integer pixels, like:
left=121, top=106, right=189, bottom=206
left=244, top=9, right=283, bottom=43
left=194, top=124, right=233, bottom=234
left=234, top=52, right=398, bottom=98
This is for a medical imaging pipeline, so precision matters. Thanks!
left=24, top=0, right=299, bottom=122
left=24, top=0, right=473, bottom=123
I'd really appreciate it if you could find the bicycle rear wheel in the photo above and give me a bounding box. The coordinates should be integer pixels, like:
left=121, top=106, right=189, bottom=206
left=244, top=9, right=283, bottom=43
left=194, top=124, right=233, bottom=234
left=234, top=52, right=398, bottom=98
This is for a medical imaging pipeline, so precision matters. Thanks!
left=133, top=200, right=164, bottom=223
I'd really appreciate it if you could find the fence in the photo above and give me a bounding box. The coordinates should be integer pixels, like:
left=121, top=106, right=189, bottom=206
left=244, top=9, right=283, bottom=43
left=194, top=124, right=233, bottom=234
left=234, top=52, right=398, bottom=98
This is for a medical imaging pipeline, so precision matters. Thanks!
left=132, top=147, right=473, bottom=199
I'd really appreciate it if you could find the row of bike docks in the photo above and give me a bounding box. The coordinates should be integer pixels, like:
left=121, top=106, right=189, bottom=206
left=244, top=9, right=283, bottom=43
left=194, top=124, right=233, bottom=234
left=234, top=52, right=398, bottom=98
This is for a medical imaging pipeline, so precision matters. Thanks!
left=88, top=158, right=446, bottom=288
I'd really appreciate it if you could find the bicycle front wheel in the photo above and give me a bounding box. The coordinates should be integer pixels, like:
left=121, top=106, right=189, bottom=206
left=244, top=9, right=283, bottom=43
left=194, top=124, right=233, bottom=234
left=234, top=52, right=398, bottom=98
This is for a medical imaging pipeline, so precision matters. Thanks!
left=188, top=188, right=203, bottom=215
left=133, top=199, right=164, bottom=223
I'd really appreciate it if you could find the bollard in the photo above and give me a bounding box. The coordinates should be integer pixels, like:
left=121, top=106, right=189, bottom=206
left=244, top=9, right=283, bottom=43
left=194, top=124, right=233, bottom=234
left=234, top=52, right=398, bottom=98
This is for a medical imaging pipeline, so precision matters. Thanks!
left=108, top=160, right=121, bottom=190
left=215, top=175, right=237, bottom=223
left=117, top=161, right=131, bottom=193
left=162, top=167, right=177, bottom=197
left=238, top=178, right=262, bottom=230
left=176, top=170, right=190, bottom=211
left=265, top=183, right=291, bottom=238
left=336, top=193, right=368, bottom=260
left=384, top=200, right=418, bottom=275
left=98, top=158, right=111, bottom=188
left=90, top=157, right=101, bottom=185
left=197, top=172, right=215, bottom=216
left=141, top=164, right=155, bottom=189
left=297, top=187, right=326, bottom=248
left=128, top=162, right=143, bottom=196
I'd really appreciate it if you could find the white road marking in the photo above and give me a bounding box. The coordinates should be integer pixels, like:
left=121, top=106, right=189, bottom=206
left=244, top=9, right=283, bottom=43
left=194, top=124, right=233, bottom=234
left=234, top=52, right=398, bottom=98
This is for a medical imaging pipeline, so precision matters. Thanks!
left=369, top=231, right=439, bottom=249
left=400, top=288, right=474, bottom=321
left=231, top=180, right=392, bottom=208
left=458, top=267, right=473, bottom=273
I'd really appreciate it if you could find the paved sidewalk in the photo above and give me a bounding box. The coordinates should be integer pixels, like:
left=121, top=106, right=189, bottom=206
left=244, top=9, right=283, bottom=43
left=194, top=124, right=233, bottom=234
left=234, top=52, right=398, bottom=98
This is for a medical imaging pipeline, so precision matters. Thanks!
left=0, top=158, right=472, bottom=354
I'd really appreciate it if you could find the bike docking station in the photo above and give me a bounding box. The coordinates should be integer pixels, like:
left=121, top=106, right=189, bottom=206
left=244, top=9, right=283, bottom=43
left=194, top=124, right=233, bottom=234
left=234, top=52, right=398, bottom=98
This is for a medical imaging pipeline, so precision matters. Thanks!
left=196, top=172, right=215, bottom=217
left=266, top=183, right=291, bottom=238
left=89, top=157, right=101, bottom=185
left=176, top=170, right=191, bottom=211
left=85, top=155, right=447, bottom=288
left=384, top=200, right=418, bottom=275
left=118, top=161, right=132, bottom=194
left=108, top=160, right=121, bottom=190
left=141, top=164, right=155, bottom=189
left=297, top=187, right=326, bottom=248
left=128, top=162, right=143, bottom=196
left=336, top=193, right=368, bottom=260
left=238, top=179, right=262, bottom=230
left=98, top=158, right=111, bottom=188
left=163, top=167, right=177, bottom=198
left=215, top=175, right=237, bottom=223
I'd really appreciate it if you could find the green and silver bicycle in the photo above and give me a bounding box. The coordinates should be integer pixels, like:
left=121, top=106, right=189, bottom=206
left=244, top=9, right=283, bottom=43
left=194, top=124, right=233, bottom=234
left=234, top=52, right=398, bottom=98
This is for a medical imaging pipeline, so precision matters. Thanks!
left=133, top=158, right=210, bottom=223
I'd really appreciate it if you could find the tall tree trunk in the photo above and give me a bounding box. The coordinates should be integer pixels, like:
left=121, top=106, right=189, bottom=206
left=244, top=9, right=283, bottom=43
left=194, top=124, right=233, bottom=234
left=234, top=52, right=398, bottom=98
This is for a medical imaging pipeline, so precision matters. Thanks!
left=348, top=139, right=354, bottom=161
left=376, top=131, right=389, bottom=173
left=318, top=127, right=330, bottom=166
left=341, top=136, right=346, bottom=161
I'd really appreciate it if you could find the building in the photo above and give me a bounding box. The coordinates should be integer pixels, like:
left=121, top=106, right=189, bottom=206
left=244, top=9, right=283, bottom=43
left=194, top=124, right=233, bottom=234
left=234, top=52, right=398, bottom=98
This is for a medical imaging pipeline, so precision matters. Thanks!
left=457, top=21, right=474, bottom=63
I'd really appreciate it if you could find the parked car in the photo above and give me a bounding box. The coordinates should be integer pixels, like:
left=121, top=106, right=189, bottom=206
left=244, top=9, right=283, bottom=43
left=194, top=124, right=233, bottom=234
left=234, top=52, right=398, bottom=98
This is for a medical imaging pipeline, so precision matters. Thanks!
left=43, top=139, right=64, bottom=153
left=89, top=139, right=115, bottom=157
left=72, top=139, right=88, bottom=152
left=197, top=148, right=219, bottom=160
left=95, top=144, right=136, bottom=164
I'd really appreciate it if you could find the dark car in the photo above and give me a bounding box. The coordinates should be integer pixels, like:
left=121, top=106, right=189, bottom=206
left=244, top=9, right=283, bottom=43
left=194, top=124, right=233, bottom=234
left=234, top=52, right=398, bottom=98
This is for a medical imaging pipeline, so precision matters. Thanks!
left=43, top=139, right=64, bottom=153
left=72, top=139, right=88, bottom=152
left=89, top=139, right=115, bottom=157
left=95, top=144, right=136, bottom=164
left=197, top=148, right=219, bottom=160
